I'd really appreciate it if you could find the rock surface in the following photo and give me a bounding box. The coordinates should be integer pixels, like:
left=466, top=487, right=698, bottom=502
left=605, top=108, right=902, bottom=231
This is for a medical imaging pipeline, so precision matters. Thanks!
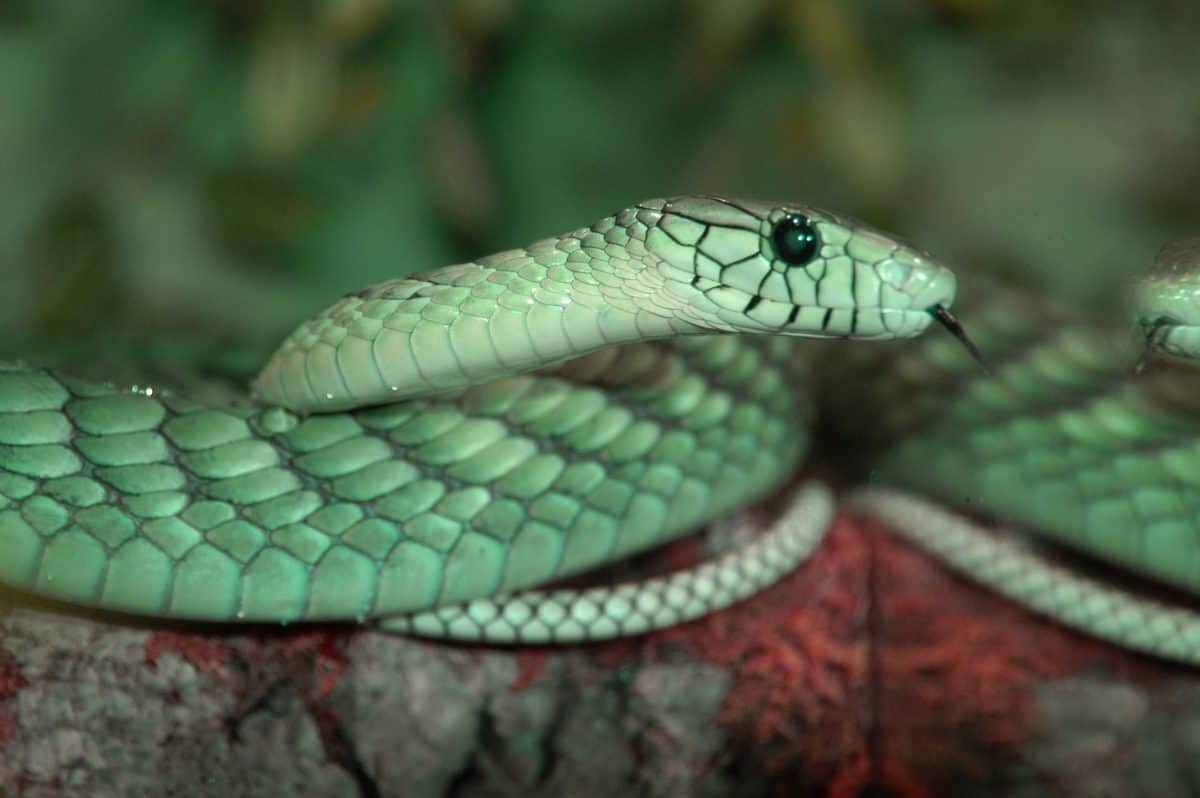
left=1, top=516, right=1195, bottom=797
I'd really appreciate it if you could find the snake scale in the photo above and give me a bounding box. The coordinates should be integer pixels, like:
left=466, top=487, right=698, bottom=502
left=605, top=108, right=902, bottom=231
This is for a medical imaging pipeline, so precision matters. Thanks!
left=4, top=195, right=1200, bottom=658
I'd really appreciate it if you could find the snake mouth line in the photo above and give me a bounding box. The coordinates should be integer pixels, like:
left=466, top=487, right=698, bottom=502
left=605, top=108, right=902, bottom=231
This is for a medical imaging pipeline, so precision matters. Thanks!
left=929, top=304, right=991, bottom=375
left=1142, top=316, right=1185, bottom=338
left=1135, top=316, right=1199, bottom=373
left=1139, top=318, right=1177, bottom=370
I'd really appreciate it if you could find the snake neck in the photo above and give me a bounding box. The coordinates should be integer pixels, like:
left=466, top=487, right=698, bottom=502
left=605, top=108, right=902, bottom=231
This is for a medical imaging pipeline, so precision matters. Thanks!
left=252, top=204, right=708, bottom=413
left=251, top=196, right=960, bottom=415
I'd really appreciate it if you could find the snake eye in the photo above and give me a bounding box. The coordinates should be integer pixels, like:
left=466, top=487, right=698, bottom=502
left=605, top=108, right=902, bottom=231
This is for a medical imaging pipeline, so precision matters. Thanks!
left=771, top=214, right=820, bottom=265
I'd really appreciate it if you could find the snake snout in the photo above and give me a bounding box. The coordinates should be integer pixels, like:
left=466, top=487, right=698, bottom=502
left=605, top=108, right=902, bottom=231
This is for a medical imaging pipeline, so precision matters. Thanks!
left=905, top=262, right=958, bottom=313
left=891, top=258, right=989, bottom=373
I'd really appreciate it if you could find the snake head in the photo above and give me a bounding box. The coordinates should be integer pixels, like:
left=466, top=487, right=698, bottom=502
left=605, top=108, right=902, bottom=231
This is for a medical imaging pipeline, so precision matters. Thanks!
left=641, top=195, right=958, bottom=340
left=1134, top=237, right=1200, bottom=362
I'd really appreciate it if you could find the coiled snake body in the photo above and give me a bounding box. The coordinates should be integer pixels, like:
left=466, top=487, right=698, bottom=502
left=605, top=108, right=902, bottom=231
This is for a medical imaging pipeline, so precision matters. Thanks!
left=4, top=196, right=1200, bottom=658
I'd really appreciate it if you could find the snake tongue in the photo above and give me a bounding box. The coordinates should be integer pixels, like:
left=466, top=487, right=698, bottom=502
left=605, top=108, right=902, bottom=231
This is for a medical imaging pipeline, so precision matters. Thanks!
left=929, top=305, right=992, bottom=376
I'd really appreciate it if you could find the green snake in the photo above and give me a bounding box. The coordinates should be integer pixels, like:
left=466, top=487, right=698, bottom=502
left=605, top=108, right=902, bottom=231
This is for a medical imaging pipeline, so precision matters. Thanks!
left=3, top=195, right=1199, bottom=658
left=839, top=237, right=1200, bottom=664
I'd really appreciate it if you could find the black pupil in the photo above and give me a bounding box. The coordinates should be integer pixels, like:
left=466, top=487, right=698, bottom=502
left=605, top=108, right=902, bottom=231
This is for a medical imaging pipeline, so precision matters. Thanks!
left=771, top=215, right=819, bottom=265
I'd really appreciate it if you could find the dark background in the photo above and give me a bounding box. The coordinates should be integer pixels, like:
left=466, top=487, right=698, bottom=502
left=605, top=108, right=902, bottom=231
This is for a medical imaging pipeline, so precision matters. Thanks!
left=3, top=0, right=1197, bottom=345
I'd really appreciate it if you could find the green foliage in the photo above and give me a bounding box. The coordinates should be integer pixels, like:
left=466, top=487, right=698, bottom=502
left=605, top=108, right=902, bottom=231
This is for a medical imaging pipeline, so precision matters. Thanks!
left=3, top=0, right=1197, bottom=343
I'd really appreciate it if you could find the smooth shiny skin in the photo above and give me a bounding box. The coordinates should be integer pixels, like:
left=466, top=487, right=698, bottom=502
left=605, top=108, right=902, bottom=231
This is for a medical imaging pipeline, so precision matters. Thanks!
left=0, top=196, right=955, bottom=641
left=252, top=198, right=954, bottom=412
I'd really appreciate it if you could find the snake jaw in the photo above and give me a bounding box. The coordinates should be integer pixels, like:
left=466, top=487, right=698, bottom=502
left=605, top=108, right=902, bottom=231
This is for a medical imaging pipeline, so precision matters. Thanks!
left=930, top=304, right=991, bottom=375
left=1137, top=316, right=1200, bottom=364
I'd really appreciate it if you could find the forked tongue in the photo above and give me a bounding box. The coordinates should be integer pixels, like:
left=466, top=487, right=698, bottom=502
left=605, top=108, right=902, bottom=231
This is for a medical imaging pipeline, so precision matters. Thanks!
left=929, top=304, right=991, bottom=376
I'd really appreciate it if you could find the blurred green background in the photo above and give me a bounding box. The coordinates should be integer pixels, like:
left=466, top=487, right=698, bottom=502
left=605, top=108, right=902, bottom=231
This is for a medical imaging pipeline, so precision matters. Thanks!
left=3, top=0, right=1198, bottom=347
